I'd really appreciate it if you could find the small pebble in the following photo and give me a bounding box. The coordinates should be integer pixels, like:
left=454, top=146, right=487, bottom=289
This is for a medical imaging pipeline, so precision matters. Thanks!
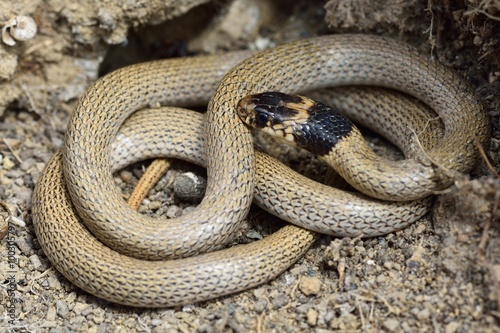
left=151, top=319, right=162, bottom=326
left=93, top=315, right=104, bottom=324
left=44, top=321, right=58, bottom=329
left=6, top=168, right=24, bottom=178
left=56, top=300, right=69, bottom=318
left=91, top=308, right=106, bottom=324
left=17, top=189, right=32, bottom=205
left=70, top=315, right=85, bottom=325
left=253, top=298, right=268, bottom=313
left=46, top=306, right=57, bottom=321
left=20, top=157, right=36, bottom=171
left=182, top=206, right=195, bottom=214
left=401, top=321, right=412, bottom=332
left=234, top=309, right=248, bottom=325
left=445, top=321, right=461, bottom=333
left=120, top=170, right=133, bottom=183
left=29, top=254, right=43, bottom=271
left=17, top=237, right=33, bottom=255
left=271, top=294, right=289, bottom=309
left=245, top=230, right=263, bottom=240
left=73, top=302, right=89, bottom=314
left=413, top=223, right=426, bottom=235
left=67, top=292, right=77, bottom=303
left=166, top=205, right=182, bottom=218
left=383, top=318, right=400, bottom=332
left=48, top=275, right=62, bottom=289
left=307, top=308, right=318, bottom=326
left=97, top=8, right=115, bottom=27
left=97, top=323, right=110, bottom=333
left=2, top=156, right=15, bottom=170
left=147, top=201, right=162, bottom=211
left=417, top=308, right=430, bottom=321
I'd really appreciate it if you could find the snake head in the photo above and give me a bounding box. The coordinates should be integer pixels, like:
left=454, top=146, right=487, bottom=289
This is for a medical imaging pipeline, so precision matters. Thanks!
left=237, top=91, right=354, bottom=156
left=237, top=92, right=312, bottom=143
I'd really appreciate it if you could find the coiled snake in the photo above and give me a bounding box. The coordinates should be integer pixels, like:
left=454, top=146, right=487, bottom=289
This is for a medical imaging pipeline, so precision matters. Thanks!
left=32, top=34, right=490, bottom=307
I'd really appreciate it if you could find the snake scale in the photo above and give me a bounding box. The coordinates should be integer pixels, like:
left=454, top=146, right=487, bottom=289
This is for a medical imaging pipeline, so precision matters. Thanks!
left=32, top=34, right=490, bottom=307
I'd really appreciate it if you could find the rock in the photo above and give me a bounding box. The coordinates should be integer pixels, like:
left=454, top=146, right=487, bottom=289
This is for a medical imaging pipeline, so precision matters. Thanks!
left=173, top=172, right=206, bottom=203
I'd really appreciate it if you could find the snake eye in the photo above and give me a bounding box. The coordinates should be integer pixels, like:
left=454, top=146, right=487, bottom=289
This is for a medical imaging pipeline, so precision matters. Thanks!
left=254, top=108, right=270, bottom=128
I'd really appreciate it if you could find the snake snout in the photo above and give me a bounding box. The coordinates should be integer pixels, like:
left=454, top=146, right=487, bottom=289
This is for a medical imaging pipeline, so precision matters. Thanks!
left=237, top=95, right=276, bottom=129
left=237, top=96, right=256, bottom=127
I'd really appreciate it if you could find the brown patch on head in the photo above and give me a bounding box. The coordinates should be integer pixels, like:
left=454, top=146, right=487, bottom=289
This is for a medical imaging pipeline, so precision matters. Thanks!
left=284, top=95, right=316, bottom=113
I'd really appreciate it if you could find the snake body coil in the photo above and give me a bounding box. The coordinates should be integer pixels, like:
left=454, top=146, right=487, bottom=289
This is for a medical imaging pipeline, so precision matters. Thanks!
left=32, top=34, right=490, bottom=307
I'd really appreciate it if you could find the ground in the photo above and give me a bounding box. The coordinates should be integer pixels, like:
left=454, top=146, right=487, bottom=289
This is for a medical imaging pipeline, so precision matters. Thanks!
left=0, top=0, right=499, bottom=332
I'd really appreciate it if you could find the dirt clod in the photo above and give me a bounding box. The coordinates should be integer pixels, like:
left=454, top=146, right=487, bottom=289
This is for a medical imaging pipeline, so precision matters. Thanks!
left=299, top=276, right=322, bottom=296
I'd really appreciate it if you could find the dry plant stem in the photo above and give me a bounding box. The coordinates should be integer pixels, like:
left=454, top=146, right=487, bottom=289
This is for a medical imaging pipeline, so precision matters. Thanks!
left=126, top=159, right=171, bottom=210
left=473, top=132, right=499, bottom=178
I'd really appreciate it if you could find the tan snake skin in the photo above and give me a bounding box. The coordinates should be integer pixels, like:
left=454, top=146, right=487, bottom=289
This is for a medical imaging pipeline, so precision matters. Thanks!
left=32, top=34, right=490, bottom=307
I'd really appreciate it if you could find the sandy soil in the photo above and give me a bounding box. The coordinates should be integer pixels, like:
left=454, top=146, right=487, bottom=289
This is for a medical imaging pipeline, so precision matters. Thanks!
left=0, top=0, right=499, bottom=332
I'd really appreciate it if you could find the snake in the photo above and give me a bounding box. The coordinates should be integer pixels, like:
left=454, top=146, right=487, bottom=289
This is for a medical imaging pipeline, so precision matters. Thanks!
left=31, top=34, right=490, bottom=307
